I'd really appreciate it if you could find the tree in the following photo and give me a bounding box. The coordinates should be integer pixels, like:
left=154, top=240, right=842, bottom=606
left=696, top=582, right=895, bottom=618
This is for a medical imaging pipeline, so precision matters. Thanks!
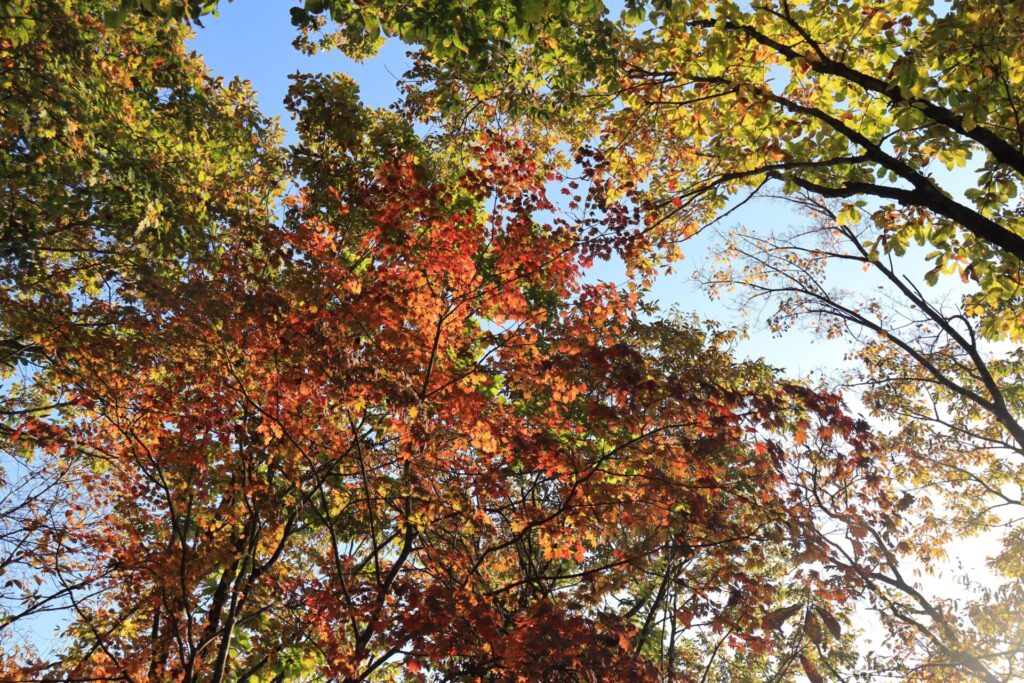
left=0, top=0, right=283, bottom=662
left=0, top=0, right=283, bottom=327
left=2, top=30, right=882, bottom=680
left=274, top=0, right=1024, bottom=678
left=18, top=0, right=1024, bottom=679
left=700, top=193, right=1024, bottom=682
left=285, top=0, right=1023, bottom=331
left=0, top=0, right=283, bottom=447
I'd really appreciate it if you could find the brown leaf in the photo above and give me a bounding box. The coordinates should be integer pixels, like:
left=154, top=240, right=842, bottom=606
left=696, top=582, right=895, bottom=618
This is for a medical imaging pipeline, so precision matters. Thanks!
left=762, top=603, right=802, bottom=631
left=804, top=612, right=822, bottom=645
left=800, top=654, right=825, bottom=683
left=816, top=606, right=842, bottom=639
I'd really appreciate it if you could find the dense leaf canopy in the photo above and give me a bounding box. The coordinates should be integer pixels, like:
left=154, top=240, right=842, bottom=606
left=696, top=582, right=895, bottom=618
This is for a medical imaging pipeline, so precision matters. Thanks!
left=2, top=0, right=1023, bottom=681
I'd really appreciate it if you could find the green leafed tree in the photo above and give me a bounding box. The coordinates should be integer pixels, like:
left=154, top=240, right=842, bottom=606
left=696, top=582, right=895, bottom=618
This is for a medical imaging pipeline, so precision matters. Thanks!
left=0, top=0, right=284, bottom=406
left=284, top=0, right=1024, bottom=335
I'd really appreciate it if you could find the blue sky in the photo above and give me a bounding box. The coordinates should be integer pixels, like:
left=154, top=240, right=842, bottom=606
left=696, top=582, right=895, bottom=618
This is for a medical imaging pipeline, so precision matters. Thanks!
left=187, top=3, right=853, bottom=377
left=188, top=3, right=409, bottom=134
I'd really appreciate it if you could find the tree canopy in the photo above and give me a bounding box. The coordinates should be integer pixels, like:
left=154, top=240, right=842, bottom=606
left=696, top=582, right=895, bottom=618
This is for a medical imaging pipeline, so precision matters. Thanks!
left=2, top=0, right=1023, bottom=681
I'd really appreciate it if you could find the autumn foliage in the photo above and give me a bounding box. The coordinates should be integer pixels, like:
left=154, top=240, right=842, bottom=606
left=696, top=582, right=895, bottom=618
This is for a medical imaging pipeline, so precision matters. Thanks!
left=4, top=0, right=1023, bottom=682
left=0, top=50, right=870, bottom=677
